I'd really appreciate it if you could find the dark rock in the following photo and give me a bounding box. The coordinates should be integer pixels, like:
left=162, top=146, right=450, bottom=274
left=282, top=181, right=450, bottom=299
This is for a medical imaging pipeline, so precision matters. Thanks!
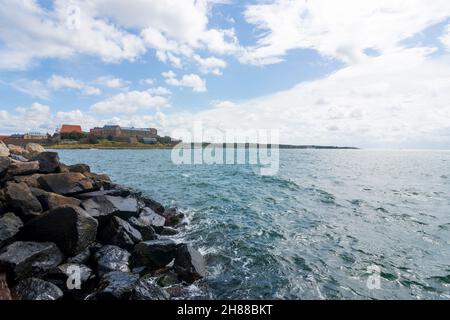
left=75, top=188, right=131, bottom=200
left=0, top=272, right=12, bottom=300
left=157, top=226, right=179, bottom=236
left=132, top=239, right=177, bottom=269
left=139, top=207, right=166, bottom=228
left=67, top=247, right=91, bottom=265
left=45, top=263, right=93, bottom=291
left=128, top=217, right=158, bottom=241
left=131, top=276, right=169, bottom=300
left=68, top=164, right=90, bottom=174
left=140, top=196, right=165, bottom=214
left=10, top=154, right=28, bottom=162
left=32, top=152, right=60, bottom=173
left=96, top=271, right=138, bottom=300
left=174, top=244, right=207, bottom=283
left=38, top=172, right=96, bottom=196
left=12, top=278, right=63, bottom=300
left=85, top=172, right=112, bottom=189
left=99, top=216, right=141, bottom=250
left=0, top=157, right=10, bottom=177
left=81, top=195, right=139, bottom=224
left=161, top=207, right=185, bottom=226
left=8, top=159, right=40, bottom=176
left=4, top=182, right=42, bottom=218
left=94, top=245, right=130, bottom=276
left=31, top=188, right=81, bottom=210
left=0, top=212, right=23, bottom=248
left=157, top=270, right=180, bottom=287
left=13, top=173, right=44, bottom=188
left=0, top=241, right=63, bottom=280
left=19, top=205, right=98, bottom=256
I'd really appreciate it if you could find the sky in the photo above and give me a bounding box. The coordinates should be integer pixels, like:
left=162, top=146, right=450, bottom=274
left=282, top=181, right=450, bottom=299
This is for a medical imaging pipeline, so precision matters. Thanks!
left=1, top=0, right=450, bottom=148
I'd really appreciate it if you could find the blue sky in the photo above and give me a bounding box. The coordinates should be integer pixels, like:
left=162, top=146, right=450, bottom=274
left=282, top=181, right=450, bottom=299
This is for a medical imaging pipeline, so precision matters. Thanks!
left=1, top=0, right=450, bottom=148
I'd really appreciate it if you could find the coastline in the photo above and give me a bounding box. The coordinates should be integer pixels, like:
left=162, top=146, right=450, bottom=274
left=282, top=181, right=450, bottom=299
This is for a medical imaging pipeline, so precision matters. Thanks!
left=0, top=142, right=208, bottom=300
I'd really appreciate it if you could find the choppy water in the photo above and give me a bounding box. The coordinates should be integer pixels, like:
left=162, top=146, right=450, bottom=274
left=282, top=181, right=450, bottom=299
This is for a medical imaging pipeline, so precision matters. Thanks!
left=55, top=149, right=450, bottom=300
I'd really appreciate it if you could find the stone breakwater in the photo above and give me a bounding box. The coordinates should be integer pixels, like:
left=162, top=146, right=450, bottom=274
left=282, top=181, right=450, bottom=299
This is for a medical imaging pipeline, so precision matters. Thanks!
left=0, top=141, right=207, bottom=300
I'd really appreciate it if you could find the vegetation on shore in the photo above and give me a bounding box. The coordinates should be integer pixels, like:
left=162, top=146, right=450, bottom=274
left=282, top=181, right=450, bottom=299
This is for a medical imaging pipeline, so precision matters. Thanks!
left=46, top=139, right=175, bottom=149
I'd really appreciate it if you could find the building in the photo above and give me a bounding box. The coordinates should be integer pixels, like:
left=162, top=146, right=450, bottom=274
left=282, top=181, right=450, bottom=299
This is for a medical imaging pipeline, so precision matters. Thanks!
left=23, top=132, right=48, bottom=140
left=60, top=124, right=82, bottom=134
left=142, top=137, right=158, bottom=144
left=89, top=125, right=158, bottom=141
left=0, top=136, right=9, bottom=141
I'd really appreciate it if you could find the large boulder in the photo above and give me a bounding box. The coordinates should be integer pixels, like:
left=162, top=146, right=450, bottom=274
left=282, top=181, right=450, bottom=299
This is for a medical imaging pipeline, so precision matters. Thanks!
left=0, top=213, right=23, bottom=248
left=68, top=164, right=90, bottom=174
left=31, top=188, right=81, bottom=211
left=7, top=145, right=28, bottom=157
left=0, top=241, right=64, bottom=280
left=128, top=217, right=157, bottom=241
left=13, top=173, right=44, bottom=188
left=132, top=239, right=177, bottom=269
left=4, top=182, right=43, bottom=218
left=161, top=207, right=185, bottom=226
left=8, top=159, right=40, bottom=176
left=45, top=263, right=94, bottom=291
left=12, top=278, right=63, bottom=300
left=32, top=152, right=60, bottom=173
left=140, top=196, right=165, bottom=214
left=174, top=244, right=207, bottom=283
left=94, top=245, right=130, bottom=276
left=0, top=141, right=10, bottom=157
left=99, top=216, right=142, bottom=250
left=81, top=195, right=139, bottom=224
left=139, top=207, right=166, bottom=229
left=95, top=271, right=139, bottom=300
left=19, top=206, right=98, bottom=256
left=0, top=157, right=10, bottom=177
left=38, top=172, right=96, bottom=196
left=130, top=277, right=169, bottom=300
left=25, top=143, right=45, bottom=157
left=84, top=172, right=112, bottom=190
left=75, top=188, right=131, bottom=200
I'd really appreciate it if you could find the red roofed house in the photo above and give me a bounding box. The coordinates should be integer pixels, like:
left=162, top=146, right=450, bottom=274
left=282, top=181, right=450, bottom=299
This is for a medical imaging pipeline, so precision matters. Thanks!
left=60, top=124, right=82, bottom=134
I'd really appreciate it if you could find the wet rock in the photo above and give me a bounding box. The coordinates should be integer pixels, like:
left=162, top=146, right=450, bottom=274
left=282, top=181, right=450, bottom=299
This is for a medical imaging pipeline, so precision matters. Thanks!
left=105, top=196, right=139, bottom=217
left=12, top=278, right=63, bottom=300
left=31, top=188, right=81, bottom=210
left=7, top=145, right=28, bottom=157
left=157, top=226, right=179, bottom=236
left=94, top=245, right=130, bottom=276
left=32, top=152, right=60, bottom=173
left=85, top=172, right=112, bottom=189
left=128, top=217, right=157, bottom=241
left=0, top=241, right=64, bottom=280
left=67, top=247, right=91, bottom=265
left=19, top=206, right=98, bottom=256
left=25, top=143, right=45, bottom=157
left=0, top=213, right=23, bottom=248
left=0, top=141, right=10, bottom=157
left=99, top=216, right=142, bottom=250
left=132, top=239, right=177, bottom=269
left=45, top=263, right=93, bottom=291
left=139, top=207, right=166, bottom=228
left=8, top=159, right=40, bottom=176
left=161, top=207, right=185, bottom=226
left=140, top=196, right=165, bottom=214
left=75, top=188, right=131, bottom=200
left=0, top=272, right=12, bottom=300
left=68, top=164, right=90, bottom=174
left=0, top=157, right=10, bottom=177
left=13, top=173, right=44, bottom=188
left=96, top=271, right=138, bottom=300
left=174, top=244, right=207, bottom=283
left=38, top=172, right=95, bottom=196
left=131, top=276, right=169, bottom=300
left=81, top=195, right=139, bottom=224
left=157, top=270, right=180, bottom=287
left=4, top=182, right=42, bottom=218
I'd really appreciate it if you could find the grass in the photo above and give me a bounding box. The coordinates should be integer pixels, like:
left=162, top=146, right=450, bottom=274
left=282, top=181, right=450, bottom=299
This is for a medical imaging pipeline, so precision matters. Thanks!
left=46, top=139, right=175, bottom=149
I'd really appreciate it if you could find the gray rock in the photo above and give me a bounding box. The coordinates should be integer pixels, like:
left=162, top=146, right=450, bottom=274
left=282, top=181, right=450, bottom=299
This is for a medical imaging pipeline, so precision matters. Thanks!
left=157, top=226, right=179, bottom=236
left=105, top=196, right=139, bottom=218
left=128, top=217, right=158, bottom=241
left=31, top=188, right=81, bottom=210
left=161, top=207, right=185, bottom=226
left=45, top=263, right=93, bottom=290
left=94, top=245, right=130, bottom=276
left=139, top=207, right=166, bottom=228
left=32, top=152, right=60, bottom=173
left=96, top=271, right=139, bottom=300
left=99, top=216, right=142, bottom=250
left=0, top=157, right=10, bottom=177
left=81, top=195, right=138, bottom=225
left=174, top=244, right=207, bottom=283
left=12, top=278, right=63, bottom=300
left=68, top=163, right=90, bottom=174
left=13, top=173, right=44, bottom=188
left=9, top=154, right=28, bottom=162
left=8, top=160, right=40, bottom=176
left=0, top=141, right=10, bottom=157
left=131, top=277, right=169, bottom=300
left=19, top=205, right=98, bottom=256
left=132, top=239, right=177, bottom=269
left=140, top=196, right=165, bottom=214
left=38, top=172, right=96, bottom=196
left=0, top=241, right=64, bottom=280
left=4, top=182, right=43, bottom=218
left=0, top=212, right=23, bottom=248
left=75, top=188, right=131, bottom=200
left=66, top=247, right=91, bottom=265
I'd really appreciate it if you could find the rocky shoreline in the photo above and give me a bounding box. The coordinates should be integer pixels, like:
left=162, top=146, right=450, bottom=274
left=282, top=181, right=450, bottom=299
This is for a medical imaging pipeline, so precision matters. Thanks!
left=0, top=142, right=207, bottom=300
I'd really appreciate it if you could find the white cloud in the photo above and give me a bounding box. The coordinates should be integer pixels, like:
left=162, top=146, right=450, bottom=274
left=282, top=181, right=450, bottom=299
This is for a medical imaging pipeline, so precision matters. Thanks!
left=213, top=100, right=236, bottom=108
left=194, top=55, right=227, bottom=75
left=162, top=71, right=207, bottom=92
left=140, top=78, right=156, bottom=86
left=47, top=75, right=101, bottom=96
left=147, top=87, right=172, bottom=96
left=10, top=79, right=50, bottom=100
left=90, top=90, right=169, bottom=114
left=241, top=0, right=450, bottom=65
left=95, top=76, right=130, bottom=89
left=440, top=24, right=450, bottom=51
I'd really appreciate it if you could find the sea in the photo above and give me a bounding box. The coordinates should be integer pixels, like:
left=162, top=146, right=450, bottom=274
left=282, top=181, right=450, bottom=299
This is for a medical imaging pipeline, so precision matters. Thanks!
left=55, top=148, right=450, bottom=300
